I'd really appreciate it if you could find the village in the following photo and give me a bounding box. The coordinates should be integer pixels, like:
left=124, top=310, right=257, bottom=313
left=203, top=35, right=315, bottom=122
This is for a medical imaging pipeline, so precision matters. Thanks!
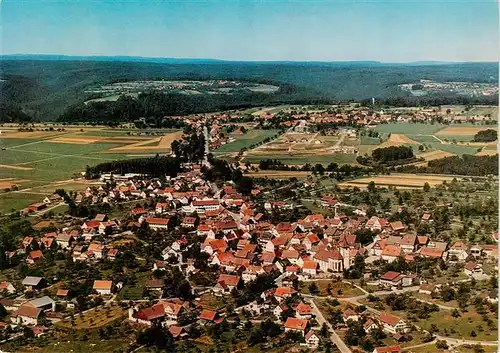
left=0, top=127, right=497, bottom=353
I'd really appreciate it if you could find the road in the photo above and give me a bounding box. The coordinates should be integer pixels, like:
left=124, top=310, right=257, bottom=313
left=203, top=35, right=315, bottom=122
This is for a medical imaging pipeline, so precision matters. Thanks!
left=203, top=125, right=210, bottom=167
left=305, top=286, right=498, bottom=350
left=308, top=298, right=352, bottom=353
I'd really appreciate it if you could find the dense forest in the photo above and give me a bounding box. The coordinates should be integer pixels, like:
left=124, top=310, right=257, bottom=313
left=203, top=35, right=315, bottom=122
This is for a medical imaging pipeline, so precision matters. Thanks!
left=0, top=58, right=497, bottom=121
left=58, top=92, right=288, bottom=124
left=372, top=146, right=414, bottom=163
left=473, top=129, right=497, bottom=142
left=84, top=155, right=181, bottom=179
left=397, top=154, right=498, bottom=176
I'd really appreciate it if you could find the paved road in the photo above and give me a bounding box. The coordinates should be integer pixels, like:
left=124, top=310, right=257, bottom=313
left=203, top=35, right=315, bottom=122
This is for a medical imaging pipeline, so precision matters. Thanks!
left=435, top=335, right=498, bottom=347
left=401, top=340, right=436, bottom=351
left=308, top=298, right=352, bottom=353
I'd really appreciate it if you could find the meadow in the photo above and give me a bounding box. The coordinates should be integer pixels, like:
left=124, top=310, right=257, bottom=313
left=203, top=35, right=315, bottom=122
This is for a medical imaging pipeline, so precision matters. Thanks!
left=214, top=129, right=281, bottom=153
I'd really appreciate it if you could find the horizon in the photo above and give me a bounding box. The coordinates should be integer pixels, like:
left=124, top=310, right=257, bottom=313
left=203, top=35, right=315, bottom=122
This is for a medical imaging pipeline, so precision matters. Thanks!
left=2, top=0, right=499, bottom=62
left=1, top=53, right=498, bottom=65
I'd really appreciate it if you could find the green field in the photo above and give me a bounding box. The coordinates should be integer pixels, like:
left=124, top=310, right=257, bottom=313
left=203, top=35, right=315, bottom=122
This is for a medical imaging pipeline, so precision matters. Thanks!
left=361, top=136, right=383, bottom=145
left=0, top=138, right=45, bottom=148
left=438, top=135, right=476, bottom=142
left=426, top=143, right=481, bottom=156
left=243, top=153, right=356, bottom=165
left=12, top=141, right=125, bottom=154
left=0, top=193, right=43, bottom=214
left=409, top=135, right=445, bottom=144
left=374, top=122, right=493, bottom=135
left=374, top=123, right=447, bottom=135
left=214, top=129, right=281, bottom=153
left=0, top=137, right=141, bottom=213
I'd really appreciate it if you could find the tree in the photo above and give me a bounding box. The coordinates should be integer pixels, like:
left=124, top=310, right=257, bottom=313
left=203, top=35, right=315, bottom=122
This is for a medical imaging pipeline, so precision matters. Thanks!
left=435, top=340, right=448, bottom=349
left=423, top=182, right=430, bottom=192
left=0, top=304, right=6, bottom=319
left=309, top=282, right=320, bottom=295
left=136, top=326, right=175, bottom=351
left=320, top=323, right=329, bottom=338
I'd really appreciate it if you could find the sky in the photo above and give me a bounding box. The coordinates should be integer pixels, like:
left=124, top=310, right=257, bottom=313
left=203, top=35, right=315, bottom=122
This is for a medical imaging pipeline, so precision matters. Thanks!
left=1, top=0, right=499, bottom=62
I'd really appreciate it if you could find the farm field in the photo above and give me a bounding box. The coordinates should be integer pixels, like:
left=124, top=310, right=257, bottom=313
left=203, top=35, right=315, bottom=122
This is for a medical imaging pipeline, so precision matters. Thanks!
left=242, top=131, right=358, bottom=165
left=245, top=170, right=311, bottom=179
left=0, top=193, right=43, bottom=214
left=243, top=153, right=357, bottom=165
left=362, top=123, right=498, bottom=160
left=416, top=149, right=456, bottom=162
left=435, top=126, right=496, bottom=136
left=214, top=129, right=281, bottom=153
left=339, top=173, right=456, bottom=189
left=0, top=128, right=184, bottom=212
left=373, top=123, right=447, bottom=135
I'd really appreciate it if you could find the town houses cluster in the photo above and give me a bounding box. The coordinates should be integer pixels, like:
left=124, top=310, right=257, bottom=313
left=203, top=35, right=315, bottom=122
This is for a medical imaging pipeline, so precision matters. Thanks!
left=0, top=158, right=497, bottom=352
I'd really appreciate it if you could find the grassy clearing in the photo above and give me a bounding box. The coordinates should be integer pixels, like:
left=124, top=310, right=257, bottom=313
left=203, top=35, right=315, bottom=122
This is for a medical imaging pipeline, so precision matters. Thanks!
left=116, top=271, right=150, bottom=300
left=215, top=129, right=281, bottom=153
left=360, top=296, right=497, bottom=342
left=411, top=293, right=459, bottom=308
left=299, top=280, right=364, bottom=297
left=198, top=293, right=231, bottom=311
left=417, top=310, right=497, bottom=341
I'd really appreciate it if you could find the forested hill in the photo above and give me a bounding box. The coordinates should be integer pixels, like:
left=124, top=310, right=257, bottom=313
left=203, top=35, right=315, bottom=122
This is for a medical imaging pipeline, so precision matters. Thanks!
left=0, top=57, right=498, bottom=121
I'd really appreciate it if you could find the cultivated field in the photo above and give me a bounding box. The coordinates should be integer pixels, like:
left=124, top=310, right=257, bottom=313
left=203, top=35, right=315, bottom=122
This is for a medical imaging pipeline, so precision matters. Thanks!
left=339, top=173, right=457, bottom=189
left=0, top=127, right=183, bottom=212
left=242, top=131, right=358, bottom=165
left=108, top=130, right=183, bottom=152
left=245, top=170, right=311, bottom=179
left=375, top=134, right=418, bottom=148
left=417, top=149, right=456, bottom=161
left=435, top=126, right=495, bottom=136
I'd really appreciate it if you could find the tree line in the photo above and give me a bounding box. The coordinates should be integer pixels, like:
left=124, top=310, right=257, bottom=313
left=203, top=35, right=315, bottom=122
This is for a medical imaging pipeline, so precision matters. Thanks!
left=396, top=154, right=498, bottom=176
left=85, top=155, right=181, bottom=179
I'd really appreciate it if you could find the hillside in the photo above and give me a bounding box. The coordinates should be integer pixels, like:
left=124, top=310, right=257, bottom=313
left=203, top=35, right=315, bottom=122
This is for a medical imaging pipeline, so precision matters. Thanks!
left=0, top=57, right=498, bottom=121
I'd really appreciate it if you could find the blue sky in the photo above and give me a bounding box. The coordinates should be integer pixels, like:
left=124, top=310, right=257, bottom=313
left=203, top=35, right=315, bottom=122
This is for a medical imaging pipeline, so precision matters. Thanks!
left=2, top=0, right=499, bottom=62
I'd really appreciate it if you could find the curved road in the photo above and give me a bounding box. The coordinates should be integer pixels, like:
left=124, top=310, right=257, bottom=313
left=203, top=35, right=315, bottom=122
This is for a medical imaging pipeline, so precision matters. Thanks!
left=305, top=286, right=497, bottom=352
